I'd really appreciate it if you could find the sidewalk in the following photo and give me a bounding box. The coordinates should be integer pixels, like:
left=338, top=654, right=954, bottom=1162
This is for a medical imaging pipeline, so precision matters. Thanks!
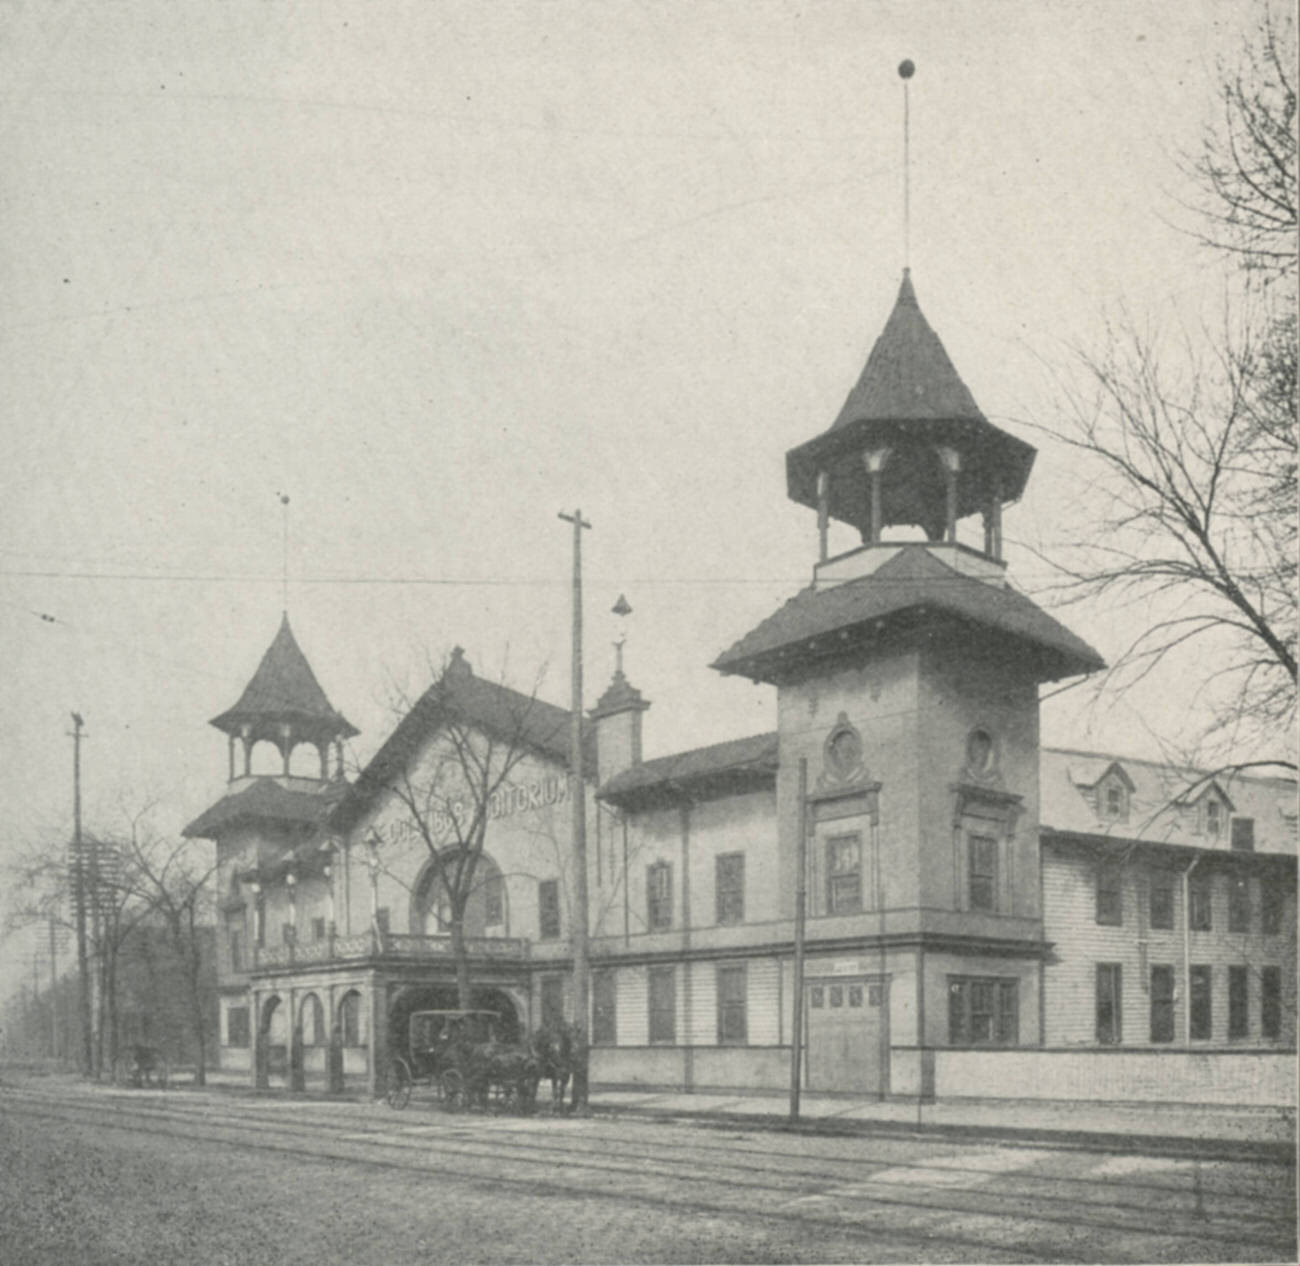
left=195, top=1067, right=1295, bottom=1156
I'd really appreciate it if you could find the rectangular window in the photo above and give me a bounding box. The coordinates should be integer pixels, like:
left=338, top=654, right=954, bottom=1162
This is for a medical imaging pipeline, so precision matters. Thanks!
left=648, top=966, right=675, bottom=1043
left=592, top=970, right=617, bottom=1046
left=1228, top=965, right=1249, bottom=1039
left=538, top=879, right=561, bottom=940
left=340, top=993, right=361, bottom=1046
left=226, top=1006, right=250, bottom=1048
left=1205, top=799, right=1223, bottom=839
left=647, top=862, right=672, bottom=930
left=282, top=922, right=295, bottom=945
left=825, top=834, right=862, bottom=914
left=1228, top=876, right=1251, bottom=933
left=540, top=975, right=565, bottom=1030
left=1096, top=864, right=1123, bottom=926
left=229, top=932, right=243, bottom=973
left=1231, top=818, right=1255, bottom=852
left=1262, top=882, right=1284, bottom=935
left=715, top=852, right=745, bottom=925
left=1149, top=875, right=1175, bottom=930
left=1096, top=964, right=1122, bottom=1044
left=1189, top=964, right=1212, bottom=1040
left=1189, top=875, right=1213, bottom=931
left=484, top=874, right=504, bottom=926
left=1262, top=966, right=1281, bottom=1039
left=1104, top=782, right=1125, bottom=819
left=1150, top=965, right=1175, bottom=1043
left=717, top=965, right=747, bottom=1045
left=375, top=906, right=390, bottom=935
left=968, top=835, right=998, bottom=912
left=311, top=916, right=327, bottom=942
left=947, top=976, right=1018, bottom=1047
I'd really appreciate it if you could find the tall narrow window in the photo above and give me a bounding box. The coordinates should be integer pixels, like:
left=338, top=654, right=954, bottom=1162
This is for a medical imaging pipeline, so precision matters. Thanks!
left=1096, top=863, right=1122, bottom=925
left=484, top=873, right=504, bottom=926
left=1150, top=965, right=1175, bottom=1043
left=540, top=975, right=565, bottom=1030
left=339, top=991, right=362, bottom=1047
left=715, top=852, right=745, bottom=925
left=227, top=1006, right=250, bottom=1048
left=1262, top=966, right=1281, bottom=1039
left=538, top=879, right=561, bottom=940
left=825, top=834, right=862, bottom=914
left=1096, top=964, right=1122, bottom=1045
left=1205, top=798, right=1223, bottom=839
left=1261, top=882, right=1284, bottom=935
left=1230, top=818, right=1255, bottom=852
left=1189, top=874, right=1213, bottom=931
left=968, top=835, right=998, bottom=912
left=592, top=970, right=617, bottom=1046
left=648, top=965, right=675, bottom=1043
left=1149, top=874, right=1174, bottom=930
left=717, top=964, right=747, bottom=1045
left=646, top=862, right=672, bottom=930
left=1189, top=965, right=1212, bottom=1040
left=1228, top=965, right=1249, bottom=1039
left=229, top=931, right=243, bottom=973
left=1228, top=876, right=1251, bottom=932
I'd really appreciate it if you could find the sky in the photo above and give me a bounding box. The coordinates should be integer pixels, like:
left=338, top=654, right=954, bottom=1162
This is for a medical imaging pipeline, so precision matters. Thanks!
left=0, top=0, right=1261, bottom=999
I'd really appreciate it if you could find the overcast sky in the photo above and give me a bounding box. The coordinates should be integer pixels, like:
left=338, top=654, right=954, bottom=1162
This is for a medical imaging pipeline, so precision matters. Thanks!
left=0, top=0, right=1256, bottom=997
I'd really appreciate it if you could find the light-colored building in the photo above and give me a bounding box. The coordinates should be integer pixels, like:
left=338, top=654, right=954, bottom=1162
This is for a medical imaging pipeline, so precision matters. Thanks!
left=185, top=272, right=1295, bottom=1106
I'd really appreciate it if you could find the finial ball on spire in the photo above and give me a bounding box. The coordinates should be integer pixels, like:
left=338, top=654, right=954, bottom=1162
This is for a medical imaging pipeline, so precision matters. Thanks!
left=898, top=59, right=915, bottom=79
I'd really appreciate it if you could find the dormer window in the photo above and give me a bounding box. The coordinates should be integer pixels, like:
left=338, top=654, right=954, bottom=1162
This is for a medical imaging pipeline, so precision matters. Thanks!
left=1104, top=783, right=1124, bottom=819
left=1096, top=768, right=1131, bottom=823
left=1204, top=797, right=1223, bottom=839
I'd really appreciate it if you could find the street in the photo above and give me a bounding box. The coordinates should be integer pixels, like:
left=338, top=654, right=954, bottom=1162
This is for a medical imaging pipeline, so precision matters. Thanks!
left=0, top=1076, right=1293, bottom=1264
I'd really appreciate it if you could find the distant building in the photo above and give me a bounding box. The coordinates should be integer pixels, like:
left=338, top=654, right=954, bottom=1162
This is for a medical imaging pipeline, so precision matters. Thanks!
left=184, top=273, right=1295, bottom=1105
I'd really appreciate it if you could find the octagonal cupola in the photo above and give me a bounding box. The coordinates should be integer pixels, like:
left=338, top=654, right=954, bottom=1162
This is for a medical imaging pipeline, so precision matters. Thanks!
left=210, top=613, right=357, bottom=782
left=785, top=270, right=1036, bottom=578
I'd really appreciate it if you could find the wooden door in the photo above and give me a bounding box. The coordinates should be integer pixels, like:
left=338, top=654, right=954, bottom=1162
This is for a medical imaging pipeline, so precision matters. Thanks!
left=805, top=976, right=888, bottom=1094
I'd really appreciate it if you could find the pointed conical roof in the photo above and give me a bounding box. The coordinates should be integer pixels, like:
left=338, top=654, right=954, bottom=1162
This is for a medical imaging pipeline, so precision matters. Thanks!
left=830, top=270, right=984, bottom=429
left=785, top=272, right=1036, bottom=534
left=210, top=614, right=357, bottom=741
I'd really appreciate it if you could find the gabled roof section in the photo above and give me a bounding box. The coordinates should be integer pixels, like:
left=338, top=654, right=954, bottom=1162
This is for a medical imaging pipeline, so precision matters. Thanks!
left=831, top=270, right=984, bottom=429
left=598, top=731, right=779, bottom=809
left=712, top=545, right=1104, bottom=685
left=211, top=614, right=357, bottom=739
left=1069, top=759, right=1136, bottom=792
left=330, top=649, right=587, bottom=836
left=182, top=777, right=346, bottom=839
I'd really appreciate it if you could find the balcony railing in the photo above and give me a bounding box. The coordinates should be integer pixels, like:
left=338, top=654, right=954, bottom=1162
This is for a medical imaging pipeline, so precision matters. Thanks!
left=252, top=929, right=529, bottom=972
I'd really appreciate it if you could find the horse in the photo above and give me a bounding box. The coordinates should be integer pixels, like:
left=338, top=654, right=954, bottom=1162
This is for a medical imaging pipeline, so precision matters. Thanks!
left=530, top=1023, right=576, bottom=1113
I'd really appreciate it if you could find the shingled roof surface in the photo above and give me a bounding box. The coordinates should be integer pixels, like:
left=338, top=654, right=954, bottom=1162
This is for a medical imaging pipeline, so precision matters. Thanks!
left=211, top=614, right=357, bottom=737
left=712, top=546, right=1105, bottom=683
left=598, top=731, right=779, bottom=806
left=330, top=653, right=584, bottom=834
left=831, top=270, right=984, bottom=429
left=182, top=777, right=345, bottom=839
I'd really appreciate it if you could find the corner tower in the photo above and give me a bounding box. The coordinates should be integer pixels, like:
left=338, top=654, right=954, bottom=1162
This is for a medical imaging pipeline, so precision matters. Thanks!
left=713, top=272, right=1104, bottom=1095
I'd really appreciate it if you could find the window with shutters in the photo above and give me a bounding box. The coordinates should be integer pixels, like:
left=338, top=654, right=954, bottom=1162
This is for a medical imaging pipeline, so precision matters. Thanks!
left=1228, top=876, right=1251, bottom=932
left=1149, top=875, right=1175, bottom=930
left=717, top=964, right=747, bottom=1045
left=646, top=862, right=672, bottom=930
left=1150, top=965, right=1175, bottom=1043
left=1228, top=965, right=1249, bottom=1039
left=1095, top=964, right=1122, bottom=1044
left=947, top=976, right=1018, bottom=1046
left=715, top=852, right=745, bottom=925
left=648, top=966, right=675, bottom=1043
left=592, top=970, right=616, bottom=1046
left=1189, top=965, right=1212, bottom=1040
left=825, top=834, right=862, bottom=914
left=1096, top=864, right=1123, bottom=925
left=538, top=879, right=561, bottom=940
left=1262, top=966, right=1281, bottom=1039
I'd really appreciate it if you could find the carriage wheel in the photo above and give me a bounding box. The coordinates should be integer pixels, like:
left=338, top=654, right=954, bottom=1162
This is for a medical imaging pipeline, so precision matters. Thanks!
left=440, top=1068, right=465, bottom=1111
left=385, top=1059, right=412, bottom=1110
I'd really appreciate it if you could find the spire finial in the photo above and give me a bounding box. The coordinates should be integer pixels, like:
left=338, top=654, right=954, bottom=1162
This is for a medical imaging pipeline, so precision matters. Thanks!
left=278, top=492, right=290, bottom=612
left=613, top=636, right=626, bottom=676
left=898, top=59, right=915, bottom=272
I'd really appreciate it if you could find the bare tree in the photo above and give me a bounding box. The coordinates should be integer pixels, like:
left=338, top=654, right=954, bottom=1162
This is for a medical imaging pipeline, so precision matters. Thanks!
left=362, top=648, right=560, bottom=1009
left=1033, top=3, right=1297, bottom=768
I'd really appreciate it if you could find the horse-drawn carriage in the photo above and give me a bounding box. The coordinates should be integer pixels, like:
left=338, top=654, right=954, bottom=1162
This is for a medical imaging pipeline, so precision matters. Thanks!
left=385, top=1009, right=540, bottom=1113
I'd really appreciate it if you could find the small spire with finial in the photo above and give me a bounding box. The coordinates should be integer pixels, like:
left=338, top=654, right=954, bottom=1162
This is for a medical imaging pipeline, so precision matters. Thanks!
left=278, top=492, right=291, bottom=612
left=898, top=58, right=915, bottom=272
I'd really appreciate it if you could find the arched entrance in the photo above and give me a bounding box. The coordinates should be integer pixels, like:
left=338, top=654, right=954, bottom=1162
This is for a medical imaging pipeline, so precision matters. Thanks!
left=387, top=983, right=522, bottom=1060
left=256, top=995, right=289, bottom=1087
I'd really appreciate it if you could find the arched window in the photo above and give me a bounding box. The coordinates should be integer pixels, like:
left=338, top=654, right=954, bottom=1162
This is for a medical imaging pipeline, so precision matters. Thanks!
left=300, top=993, right=325, bottom=1046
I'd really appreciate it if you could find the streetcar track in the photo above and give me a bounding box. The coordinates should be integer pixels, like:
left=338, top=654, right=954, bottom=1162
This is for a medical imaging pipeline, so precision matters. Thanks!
left=4, top=1091, right=1292, bottom=1259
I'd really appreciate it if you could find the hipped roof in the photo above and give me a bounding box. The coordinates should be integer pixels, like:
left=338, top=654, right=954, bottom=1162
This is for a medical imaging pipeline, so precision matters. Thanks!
left=712, top=545, right=1105, bottom=685
left=211, top=614, right=357, bottom=740
left=181, top=777, right=345, bottom=839
left=598, top=731, right=779, bottom=808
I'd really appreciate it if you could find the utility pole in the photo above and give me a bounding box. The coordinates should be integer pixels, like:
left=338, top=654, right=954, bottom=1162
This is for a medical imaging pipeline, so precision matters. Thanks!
left=70, top=711, right=93, bottom=1078
left=558, top=509, right=591, bottom=1110
left=48, top=914, right=59, bottom=1062
left=789, top=758, right=809, bottom=1121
